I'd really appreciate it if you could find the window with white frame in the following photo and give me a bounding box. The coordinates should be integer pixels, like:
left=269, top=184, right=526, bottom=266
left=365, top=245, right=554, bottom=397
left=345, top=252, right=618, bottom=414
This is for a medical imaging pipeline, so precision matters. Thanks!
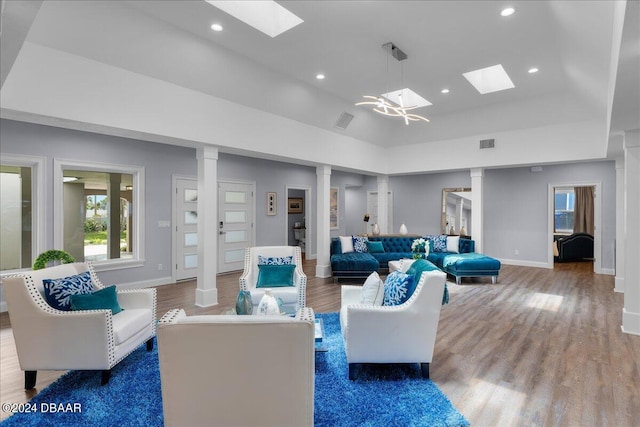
left=55, top=160, right=144, bottom=268
left=554, top=187, right=575, bottom=234
left=0, top=155, right=44, bottom=272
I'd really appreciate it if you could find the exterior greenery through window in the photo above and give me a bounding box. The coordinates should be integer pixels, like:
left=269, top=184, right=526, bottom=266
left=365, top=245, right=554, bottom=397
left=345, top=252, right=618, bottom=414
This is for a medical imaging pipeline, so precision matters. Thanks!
left=554, top=188, right=575, bottom=234
left=62, top=169, right=135, bottom=263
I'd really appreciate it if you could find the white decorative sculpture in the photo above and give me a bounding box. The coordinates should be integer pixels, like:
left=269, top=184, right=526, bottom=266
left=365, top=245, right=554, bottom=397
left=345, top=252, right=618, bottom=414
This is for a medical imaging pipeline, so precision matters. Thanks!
left=399, top=224, right=408, bottom=235
left=257, top=289, right=280, bottom=315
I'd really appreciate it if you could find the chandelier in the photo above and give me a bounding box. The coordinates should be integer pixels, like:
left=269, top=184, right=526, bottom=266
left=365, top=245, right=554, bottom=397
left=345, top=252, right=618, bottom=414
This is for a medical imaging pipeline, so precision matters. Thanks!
left=356, top=43, right=429, bottom=125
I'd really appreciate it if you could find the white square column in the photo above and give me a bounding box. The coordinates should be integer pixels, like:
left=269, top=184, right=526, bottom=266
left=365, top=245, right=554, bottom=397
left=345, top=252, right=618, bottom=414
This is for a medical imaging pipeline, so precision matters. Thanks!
left=195, top=145, right=219, bottom=307
left=316, top=165, right=332, bottom=278
left=377, top=176, right=389, bottom=234
left=615, top=157, right=625, bottom=293
left=470, top=168, right=484, bottom=253
left=622, top=130, right=640, bottom=335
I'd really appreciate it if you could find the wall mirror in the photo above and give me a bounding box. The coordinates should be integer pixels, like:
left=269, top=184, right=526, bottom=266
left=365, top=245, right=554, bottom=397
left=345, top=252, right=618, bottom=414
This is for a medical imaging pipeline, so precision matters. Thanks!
left=441, top=188, right=471, bottom=235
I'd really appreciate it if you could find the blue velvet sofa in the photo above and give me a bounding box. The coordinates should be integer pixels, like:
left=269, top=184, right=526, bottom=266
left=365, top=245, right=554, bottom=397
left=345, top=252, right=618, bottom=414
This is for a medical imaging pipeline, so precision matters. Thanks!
left=330, top=236, right=477, bottom=281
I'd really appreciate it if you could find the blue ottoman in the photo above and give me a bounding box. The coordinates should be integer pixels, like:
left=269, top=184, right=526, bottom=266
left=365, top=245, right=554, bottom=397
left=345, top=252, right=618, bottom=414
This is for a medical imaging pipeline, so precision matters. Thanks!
left=442, top=253, right=501, bottom=284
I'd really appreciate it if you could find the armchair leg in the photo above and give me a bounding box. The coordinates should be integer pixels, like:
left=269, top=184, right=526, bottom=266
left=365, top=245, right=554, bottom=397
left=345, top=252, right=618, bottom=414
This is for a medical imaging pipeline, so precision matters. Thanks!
left=101, top=369, right=111, bottom=385
left=420, top=363, right=430, bottom=379
left=348, top=363, right=359, bottom=380
left=25, top=371, right=37, bottom=390
left=146, top=337, right=154, bottom=351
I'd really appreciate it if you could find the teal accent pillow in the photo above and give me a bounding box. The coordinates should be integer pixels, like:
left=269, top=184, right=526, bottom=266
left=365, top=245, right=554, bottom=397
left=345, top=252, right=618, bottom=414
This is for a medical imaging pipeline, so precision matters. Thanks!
left=70, top=285, right=123, bottom=314
left=43, top=271, right=94, bottom=311
left=383, top=271, right=416, bottom=306
left=256, top=264, right=295, bottom=288
left=366, top=241, right=385, bottom=253
left=406, top=259, right=449, bottom=305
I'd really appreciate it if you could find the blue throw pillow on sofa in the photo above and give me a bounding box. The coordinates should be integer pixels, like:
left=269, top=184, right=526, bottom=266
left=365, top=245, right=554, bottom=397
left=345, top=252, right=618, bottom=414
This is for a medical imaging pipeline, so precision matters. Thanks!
left=383, top=271, right=416, bottom=306
left=366, top=241, right=385, bottom=253
left=353, top=236, right=369, bottom=253
left=43, top=271, right=94, bottom=311
left=427, top=235, right=448, bottom=252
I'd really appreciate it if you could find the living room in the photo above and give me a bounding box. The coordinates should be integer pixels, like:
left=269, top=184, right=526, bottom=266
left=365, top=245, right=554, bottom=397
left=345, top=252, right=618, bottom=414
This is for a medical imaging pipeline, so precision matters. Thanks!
left=1, top=1, right=639, bottom=426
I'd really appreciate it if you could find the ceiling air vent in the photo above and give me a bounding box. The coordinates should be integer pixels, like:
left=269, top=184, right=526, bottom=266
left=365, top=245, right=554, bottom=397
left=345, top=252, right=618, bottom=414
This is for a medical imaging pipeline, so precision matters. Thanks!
left=480, top=138, right=495, bottom=149
left=335, top=112, right=354, bottom=130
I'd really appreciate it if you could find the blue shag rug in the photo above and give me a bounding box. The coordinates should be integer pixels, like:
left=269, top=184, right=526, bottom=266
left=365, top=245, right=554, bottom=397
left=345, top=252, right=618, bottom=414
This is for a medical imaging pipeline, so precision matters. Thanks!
left=1, top=312, right=468, bottom=427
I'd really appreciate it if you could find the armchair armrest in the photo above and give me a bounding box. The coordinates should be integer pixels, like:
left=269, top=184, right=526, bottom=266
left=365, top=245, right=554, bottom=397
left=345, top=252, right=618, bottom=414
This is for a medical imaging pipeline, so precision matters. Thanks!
left=13, top=309, right=115, bottom=370
left=117, top=288, right=156, bottom=311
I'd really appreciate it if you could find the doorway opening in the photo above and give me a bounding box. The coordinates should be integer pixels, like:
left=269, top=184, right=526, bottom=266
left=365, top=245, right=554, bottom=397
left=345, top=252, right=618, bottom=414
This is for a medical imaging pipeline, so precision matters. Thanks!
left=285, top=186, right=312, bottom=259
left=548, top=182, right=600, bottom=273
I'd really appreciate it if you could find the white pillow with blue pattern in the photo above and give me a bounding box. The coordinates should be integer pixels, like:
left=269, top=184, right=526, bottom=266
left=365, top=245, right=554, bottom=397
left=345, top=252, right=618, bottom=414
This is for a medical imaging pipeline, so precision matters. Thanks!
left=383, top=271, right=417, bottom=306
left=427, top=235, right=448, bottom=253
left=43, top=271, right=95, bottom=311
left=352, top=236, right=369, bottom=253
left=258, top=255, right=294, bottom=265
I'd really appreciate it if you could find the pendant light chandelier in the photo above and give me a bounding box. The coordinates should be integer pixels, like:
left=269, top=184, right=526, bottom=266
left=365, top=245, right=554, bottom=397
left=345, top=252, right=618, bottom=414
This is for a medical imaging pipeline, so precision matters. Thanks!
left=356, top=42, right=430, bottom=125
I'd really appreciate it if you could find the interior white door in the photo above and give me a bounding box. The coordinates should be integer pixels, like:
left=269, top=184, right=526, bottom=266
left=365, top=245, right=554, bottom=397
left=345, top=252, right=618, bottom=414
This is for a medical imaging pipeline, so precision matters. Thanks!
left=175, top=178, right=198, bottom=281
left=367, top=191, right=394, bottom=233
left=218, top=181, right=255, bottom=273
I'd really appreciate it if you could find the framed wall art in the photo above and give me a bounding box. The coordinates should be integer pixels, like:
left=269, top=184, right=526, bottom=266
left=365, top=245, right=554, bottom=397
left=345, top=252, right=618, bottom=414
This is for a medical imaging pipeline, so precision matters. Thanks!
left=288, top=197, right=303, bottom=214
left=267, top=192, right=277, bottom=216
left=330, top=187, right=339, bottom=229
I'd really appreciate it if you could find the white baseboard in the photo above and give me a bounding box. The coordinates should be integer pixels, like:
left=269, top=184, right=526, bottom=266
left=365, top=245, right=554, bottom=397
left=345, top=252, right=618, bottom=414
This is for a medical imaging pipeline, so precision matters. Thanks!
left=499, top=258, right=551, bottom=269
left=614, top=276, right=625, bottom=293
left=600, top=268, right=615, bottom=276
left=116, top=276, right=174, bottom=290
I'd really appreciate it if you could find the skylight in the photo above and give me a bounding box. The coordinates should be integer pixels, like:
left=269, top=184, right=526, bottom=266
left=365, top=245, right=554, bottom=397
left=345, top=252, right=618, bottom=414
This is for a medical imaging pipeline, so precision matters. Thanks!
left=463, top=64, right=515, bottom=94
left=381, top=88, right=431, bottom=108
left=205, top=1, right=303, bottom=38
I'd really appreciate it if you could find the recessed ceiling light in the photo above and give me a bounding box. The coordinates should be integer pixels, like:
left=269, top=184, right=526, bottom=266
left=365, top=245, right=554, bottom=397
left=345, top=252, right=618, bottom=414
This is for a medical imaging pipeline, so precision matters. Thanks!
left=441, top=89, right=450, bottom=94
left=501, top=7, right=515, bottom=17
left=463, top=64, right=515, bottom=94
left=528, top=67, right=539, bottom=74
left=205, top=0, right=303, bottom=38
left=210, top=23, right=223, bottom=32
left=316, top=73, right=325, bottom=80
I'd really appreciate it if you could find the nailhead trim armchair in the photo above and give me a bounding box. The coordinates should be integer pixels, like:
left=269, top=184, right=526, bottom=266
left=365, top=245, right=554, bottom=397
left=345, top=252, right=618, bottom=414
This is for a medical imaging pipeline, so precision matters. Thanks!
left=2, top=262, right=156, bottom=389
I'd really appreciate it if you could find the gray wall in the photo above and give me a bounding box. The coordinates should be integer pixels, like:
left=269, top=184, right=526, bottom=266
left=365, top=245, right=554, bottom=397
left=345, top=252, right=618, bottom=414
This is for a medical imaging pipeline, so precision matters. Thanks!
left=0, top=119, right=197, bottom=287
left=483, top=162, right=616, bottom=270
left=0, top=118, right=618, bottom=301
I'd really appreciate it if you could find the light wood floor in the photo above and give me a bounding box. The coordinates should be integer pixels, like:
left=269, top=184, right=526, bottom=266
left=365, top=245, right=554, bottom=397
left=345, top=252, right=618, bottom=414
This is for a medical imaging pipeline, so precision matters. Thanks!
left=1, top=261, right=639, bottom=426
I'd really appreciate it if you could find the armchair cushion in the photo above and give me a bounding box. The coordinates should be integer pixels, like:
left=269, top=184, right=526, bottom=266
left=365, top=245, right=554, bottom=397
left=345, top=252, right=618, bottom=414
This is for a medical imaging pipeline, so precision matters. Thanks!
left=43, top=271, right=94, bottom=311
left=70, top=285, right=123, bottom=314
left=256, top=264, right=295, bottom=288
left=383, top=271, right=416, bottom=306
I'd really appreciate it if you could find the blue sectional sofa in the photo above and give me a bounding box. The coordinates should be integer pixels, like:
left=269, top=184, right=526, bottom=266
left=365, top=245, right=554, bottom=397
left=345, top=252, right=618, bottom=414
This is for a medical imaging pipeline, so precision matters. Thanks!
left=330, top=235, right=481, bottom=281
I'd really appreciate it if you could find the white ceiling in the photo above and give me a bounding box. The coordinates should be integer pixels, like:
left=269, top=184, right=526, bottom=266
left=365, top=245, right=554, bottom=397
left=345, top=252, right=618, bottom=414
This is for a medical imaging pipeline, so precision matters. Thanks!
left=1, top=0, right=638, bottom=161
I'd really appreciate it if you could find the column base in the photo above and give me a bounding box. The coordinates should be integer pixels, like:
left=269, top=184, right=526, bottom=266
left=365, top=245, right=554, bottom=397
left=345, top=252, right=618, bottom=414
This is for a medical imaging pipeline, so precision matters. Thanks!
left=195, top=287, right=218, bottom=307
left=622, top=308, right=640, bottom=336
left=315, top=264, right=332, bottom=278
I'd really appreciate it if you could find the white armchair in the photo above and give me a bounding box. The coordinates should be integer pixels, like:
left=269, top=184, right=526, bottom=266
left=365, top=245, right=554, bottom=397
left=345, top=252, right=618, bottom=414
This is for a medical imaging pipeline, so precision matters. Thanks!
left=239, top=246, right=306, bottom=314
left=2, top=262, right=156, bottom=389
left=340, top=269, right=446, bottom=380
left=158, top=309, right=315, bottom=427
